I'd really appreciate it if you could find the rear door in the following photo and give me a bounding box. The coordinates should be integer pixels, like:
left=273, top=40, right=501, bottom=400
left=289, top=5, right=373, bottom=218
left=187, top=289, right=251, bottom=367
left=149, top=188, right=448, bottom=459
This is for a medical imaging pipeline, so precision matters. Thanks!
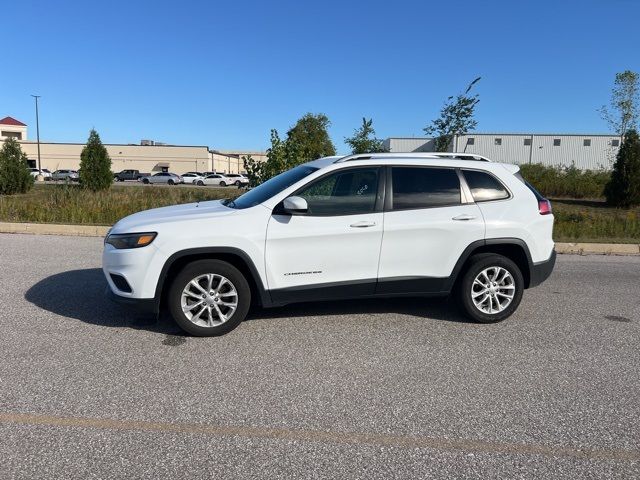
left=377, top=166, right=485, bottom=294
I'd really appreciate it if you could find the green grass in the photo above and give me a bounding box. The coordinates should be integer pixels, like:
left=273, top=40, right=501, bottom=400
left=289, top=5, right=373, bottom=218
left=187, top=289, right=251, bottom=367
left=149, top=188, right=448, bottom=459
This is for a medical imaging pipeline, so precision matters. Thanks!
left=552, top=199, right=640, bottom=243
left=0, top=183, right=639, bottom=244
left=0, top=184, right=232, bottom=225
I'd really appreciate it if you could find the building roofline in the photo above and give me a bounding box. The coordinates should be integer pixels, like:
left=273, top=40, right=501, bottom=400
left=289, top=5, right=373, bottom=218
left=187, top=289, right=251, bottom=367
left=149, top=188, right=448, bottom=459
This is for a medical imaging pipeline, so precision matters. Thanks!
left=11, top=140, right=210, bottom=148
left=386, top=132, right=621, bottom=139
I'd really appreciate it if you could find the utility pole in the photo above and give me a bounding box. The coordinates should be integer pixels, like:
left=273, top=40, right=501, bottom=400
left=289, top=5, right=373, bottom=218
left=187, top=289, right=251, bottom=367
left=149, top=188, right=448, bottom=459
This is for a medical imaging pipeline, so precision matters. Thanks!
left=31, top=95, right=42, bottom=172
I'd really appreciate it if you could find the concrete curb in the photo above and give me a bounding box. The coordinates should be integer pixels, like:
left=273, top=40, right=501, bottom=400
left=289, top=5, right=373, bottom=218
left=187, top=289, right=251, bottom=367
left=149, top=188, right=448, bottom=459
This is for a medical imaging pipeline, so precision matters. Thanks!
left=0, top=222, right=109, bottom=237
left=554, top=242, right=640, bottom=255
left=0, top=222, right=639, bottom=255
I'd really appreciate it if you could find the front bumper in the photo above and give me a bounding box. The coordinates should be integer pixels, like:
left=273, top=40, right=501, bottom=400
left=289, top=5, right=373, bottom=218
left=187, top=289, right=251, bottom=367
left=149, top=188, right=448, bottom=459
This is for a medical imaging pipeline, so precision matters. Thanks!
left=529, top=249, right=556, bottom=288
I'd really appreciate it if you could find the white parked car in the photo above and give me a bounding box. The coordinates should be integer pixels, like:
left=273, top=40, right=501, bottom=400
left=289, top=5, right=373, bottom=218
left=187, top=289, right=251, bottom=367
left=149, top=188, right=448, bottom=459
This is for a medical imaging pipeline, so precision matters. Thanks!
left=29, top=168, right=52, bottom=180
left=139, top=172, right=183, bottom=185
left=181, top=173, right=205, bottom=184
left=51, top=169, right=79, bottom=181
left=197, top=174, right=231, bottom=187
left=104, top=152, right=555, bottom=336
left=223, top=173, right=250, bottom=186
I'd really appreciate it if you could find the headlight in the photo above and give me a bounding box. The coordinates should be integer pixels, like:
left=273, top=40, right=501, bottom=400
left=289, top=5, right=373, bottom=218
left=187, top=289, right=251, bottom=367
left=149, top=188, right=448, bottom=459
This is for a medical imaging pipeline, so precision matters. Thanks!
left=105, top=232, right=157, bottom=249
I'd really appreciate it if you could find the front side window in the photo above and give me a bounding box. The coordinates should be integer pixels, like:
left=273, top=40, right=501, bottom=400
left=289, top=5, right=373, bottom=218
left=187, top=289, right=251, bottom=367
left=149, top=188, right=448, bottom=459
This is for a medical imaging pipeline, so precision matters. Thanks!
left=295, top=167, right=379, bottom=216
left=227, top=165, right=319, bottom=209
left=391, top=167, right=461, bottom=210
left=462, top=169, right=510, bottom=202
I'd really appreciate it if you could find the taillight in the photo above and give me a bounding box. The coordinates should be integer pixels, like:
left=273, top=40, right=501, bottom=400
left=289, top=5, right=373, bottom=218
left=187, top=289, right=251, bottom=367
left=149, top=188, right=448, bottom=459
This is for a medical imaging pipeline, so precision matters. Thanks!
left=538, top=199, right=552, bottom=215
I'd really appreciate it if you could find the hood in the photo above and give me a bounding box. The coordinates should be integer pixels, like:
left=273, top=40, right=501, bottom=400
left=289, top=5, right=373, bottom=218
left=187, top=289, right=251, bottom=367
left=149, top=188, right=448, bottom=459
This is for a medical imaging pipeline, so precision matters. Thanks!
left=111, top=200, right=235, bottom=233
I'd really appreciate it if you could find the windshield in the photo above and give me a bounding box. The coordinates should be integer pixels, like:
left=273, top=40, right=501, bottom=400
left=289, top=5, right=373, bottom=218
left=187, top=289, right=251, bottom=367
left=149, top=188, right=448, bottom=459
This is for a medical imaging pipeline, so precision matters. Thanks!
left=224, top=165, right=318, bottom=209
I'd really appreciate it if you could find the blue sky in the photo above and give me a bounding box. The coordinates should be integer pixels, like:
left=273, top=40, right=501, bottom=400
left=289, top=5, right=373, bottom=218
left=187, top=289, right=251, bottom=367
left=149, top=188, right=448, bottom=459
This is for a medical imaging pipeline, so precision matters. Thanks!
left=2, top=0, right=639, bottom=152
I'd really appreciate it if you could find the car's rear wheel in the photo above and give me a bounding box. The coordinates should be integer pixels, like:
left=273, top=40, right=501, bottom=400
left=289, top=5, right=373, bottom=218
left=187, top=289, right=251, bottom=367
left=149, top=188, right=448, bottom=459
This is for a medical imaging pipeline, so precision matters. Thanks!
left=219, top=181, right=226, bottom=187
left=168, top=260, right=251, bottom=336
left=458, top=253, right=523, bottom=323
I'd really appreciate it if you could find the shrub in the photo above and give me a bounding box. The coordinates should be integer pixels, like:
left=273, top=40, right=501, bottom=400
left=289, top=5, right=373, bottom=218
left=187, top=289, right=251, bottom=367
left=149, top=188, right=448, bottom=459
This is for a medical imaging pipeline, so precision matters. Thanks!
left=519, top=163, right=610, bottom=199
left=604, top=129, right=640, bottom=207
left=0, top=137, right=34, bottom=195
left=79, top=129, right=113, bottom=191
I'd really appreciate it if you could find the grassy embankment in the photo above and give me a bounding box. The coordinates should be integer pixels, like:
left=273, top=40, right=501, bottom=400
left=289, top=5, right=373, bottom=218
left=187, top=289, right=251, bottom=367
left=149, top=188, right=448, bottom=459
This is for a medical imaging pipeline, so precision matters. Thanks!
left=0, top=165, right=638, bottom=243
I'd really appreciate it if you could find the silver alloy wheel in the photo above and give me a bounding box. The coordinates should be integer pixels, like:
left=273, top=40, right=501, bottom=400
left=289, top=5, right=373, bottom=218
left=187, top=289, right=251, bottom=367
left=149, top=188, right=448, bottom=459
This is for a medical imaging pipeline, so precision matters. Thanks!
left=180, top=274, right=238, bottom=327
left=471, top=266, right=516, bottom=314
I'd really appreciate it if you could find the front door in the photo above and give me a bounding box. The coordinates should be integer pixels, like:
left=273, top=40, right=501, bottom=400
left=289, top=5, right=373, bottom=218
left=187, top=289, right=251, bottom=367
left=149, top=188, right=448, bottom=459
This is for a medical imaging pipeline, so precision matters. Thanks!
left=266, top=166, right=384, bottom=303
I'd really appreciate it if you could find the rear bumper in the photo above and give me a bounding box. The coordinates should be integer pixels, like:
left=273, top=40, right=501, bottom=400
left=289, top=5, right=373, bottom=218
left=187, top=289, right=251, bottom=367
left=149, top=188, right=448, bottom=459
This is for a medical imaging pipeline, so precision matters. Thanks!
left=529, top=249, right=556, bottom=288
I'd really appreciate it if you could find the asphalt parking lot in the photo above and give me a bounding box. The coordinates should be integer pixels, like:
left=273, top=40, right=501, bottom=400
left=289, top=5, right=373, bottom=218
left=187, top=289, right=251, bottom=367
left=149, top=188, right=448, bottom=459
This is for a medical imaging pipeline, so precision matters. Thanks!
left=1, top=233, right=639, bottom=479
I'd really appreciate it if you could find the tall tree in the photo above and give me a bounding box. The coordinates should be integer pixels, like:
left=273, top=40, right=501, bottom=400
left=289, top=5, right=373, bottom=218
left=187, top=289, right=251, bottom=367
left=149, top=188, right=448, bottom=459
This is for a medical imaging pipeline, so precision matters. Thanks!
left=79, top=129, right=112, bottom=191
left=599, top=70, right=639, bottom=138
left=345, top=118, right=387, bottom=154
left=286, top=113, right=336, bottom=160
left=604, top=129, right=640, bottom=207
left=424, top=77, right=481, bottom=152
left=244, top=113, right=335, bottom=187
left=0, top=137, right=34, bottom=194
left=243, top=129, right=302, bottom=187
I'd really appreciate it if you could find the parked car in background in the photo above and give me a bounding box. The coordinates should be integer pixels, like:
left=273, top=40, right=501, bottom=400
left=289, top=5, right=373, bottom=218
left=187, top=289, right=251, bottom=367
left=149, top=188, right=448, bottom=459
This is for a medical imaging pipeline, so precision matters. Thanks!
left=197, top=174, right=231, bottom=186
left=181, top=172, right=205, bottom=184
left=114, top=169, right=149, bottom=182
left=51, top=169, right=79, bottom=181
left=29, top=168, right=52, bottom=180
left=223, top=173, right=250, bottom=186
left=139, top=172, right=183, bottom=185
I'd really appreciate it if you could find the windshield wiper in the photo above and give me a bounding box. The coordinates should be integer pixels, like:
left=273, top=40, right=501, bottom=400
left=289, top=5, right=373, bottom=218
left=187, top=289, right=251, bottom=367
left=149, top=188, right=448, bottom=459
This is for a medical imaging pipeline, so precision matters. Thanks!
left=223, top=198, right=237, bottom=209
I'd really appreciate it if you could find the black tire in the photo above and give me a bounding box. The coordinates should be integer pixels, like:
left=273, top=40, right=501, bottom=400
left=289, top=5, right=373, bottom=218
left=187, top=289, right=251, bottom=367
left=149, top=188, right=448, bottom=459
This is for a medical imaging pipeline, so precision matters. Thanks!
left=235, top=180, right=241, bottom=186
left=197, top=180, right=204, bottom=186
left=168, top=260, right=251, bottom=336
left=458, top=253, right=524, bottom=323
left=168, top=179, right=175, bottom=185
left=220, top=181, right=226, bottom=187
left=143, top=178, right=150, bottom=184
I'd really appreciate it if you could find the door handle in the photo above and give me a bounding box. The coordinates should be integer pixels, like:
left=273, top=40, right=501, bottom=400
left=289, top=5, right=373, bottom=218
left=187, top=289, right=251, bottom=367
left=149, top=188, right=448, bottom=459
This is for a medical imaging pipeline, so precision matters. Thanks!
left=350, top=221, right=377, bottom=228
left=452, top=214, right=477, bottom=221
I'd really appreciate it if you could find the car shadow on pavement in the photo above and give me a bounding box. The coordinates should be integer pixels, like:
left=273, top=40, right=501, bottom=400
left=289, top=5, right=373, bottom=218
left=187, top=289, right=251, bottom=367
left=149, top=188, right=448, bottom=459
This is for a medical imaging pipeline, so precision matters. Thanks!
left=24, top=268, right=181, bottom=335
left=25, top=268, right=473, bottom=334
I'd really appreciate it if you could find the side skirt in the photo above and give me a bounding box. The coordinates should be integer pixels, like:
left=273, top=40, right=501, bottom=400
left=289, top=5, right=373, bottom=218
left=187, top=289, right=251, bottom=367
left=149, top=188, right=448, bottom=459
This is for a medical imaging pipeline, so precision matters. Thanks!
left=268, top=277, right=450, bottom=306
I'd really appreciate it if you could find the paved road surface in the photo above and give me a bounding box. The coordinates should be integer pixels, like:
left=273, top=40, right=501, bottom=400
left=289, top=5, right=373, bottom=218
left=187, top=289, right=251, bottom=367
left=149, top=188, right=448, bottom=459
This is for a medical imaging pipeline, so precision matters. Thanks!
left=0, top=233, right=638, bottom=479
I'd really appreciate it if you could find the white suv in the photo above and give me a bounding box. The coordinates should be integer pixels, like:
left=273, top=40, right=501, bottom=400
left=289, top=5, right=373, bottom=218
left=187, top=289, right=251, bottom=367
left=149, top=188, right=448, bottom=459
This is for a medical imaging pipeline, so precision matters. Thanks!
left=103, top=153, right=555, bottom=336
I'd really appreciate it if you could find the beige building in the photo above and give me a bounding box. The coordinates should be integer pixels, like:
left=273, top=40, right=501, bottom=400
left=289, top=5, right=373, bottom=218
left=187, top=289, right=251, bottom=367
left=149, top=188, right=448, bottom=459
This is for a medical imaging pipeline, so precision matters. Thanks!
left=0, top=116, right=28, bottom=140
left=1, top=116, right=266, bottom=175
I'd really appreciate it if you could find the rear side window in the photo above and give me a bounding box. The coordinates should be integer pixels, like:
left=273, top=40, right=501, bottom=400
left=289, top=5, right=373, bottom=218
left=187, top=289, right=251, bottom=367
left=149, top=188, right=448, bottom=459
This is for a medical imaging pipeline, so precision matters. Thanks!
left=462, top=170, right=510, bottom=202
left=391, top=167, right=461, bottom=210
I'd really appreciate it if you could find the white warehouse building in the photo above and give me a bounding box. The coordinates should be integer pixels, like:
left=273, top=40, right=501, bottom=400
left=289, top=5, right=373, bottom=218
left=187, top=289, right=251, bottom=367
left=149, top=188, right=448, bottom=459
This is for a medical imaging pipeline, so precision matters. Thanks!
left=383, top=133, right=622, bottom=170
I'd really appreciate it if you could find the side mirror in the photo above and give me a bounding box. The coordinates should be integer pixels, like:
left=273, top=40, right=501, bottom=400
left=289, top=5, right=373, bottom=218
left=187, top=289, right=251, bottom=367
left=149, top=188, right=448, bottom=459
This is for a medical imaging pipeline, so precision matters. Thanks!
left=282, top=196, right=308, bottom=214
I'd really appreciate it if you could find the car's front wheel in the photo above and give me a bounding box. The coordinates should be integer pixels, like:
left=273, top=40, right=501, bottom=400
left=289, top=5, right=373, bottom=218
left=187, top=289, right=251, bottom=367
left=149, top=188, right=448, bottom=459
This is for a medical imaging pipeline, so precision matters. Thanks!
left=197, top=180, right=204, bottom=186
left=219, top=181, right=226, bottom=187
left=458, top=253, right=523, bottom=323
left=235, top=180, right=241, bottom=186
left=168, top=260, right=251, bottom=336
left=143, top=178, right=150, bottom=184
left=168, top=179, right=175, bottom=185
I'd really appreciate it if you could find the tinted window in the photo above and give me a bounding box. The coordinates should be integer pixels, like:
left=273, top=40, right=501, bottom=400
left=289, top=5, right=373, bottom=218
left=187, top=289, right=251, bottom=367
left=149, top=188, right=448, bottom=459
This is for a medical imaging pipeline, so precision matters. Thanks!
left=463, top=170, right=509, bottom=202
left=227, top=165, right=319, bottom=210
left=392, top=167, right=461, bottom=210
left=295, top=168, right=379, bottom=216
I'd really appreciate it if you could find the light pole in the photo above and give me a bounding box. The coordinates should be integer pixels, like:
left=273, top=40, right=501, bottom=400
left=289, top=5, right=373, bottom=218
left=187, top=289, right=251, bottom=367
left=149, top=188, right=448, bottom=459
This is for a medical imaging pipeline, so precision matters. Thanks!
left=31, top=95, right=42, bottom=172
